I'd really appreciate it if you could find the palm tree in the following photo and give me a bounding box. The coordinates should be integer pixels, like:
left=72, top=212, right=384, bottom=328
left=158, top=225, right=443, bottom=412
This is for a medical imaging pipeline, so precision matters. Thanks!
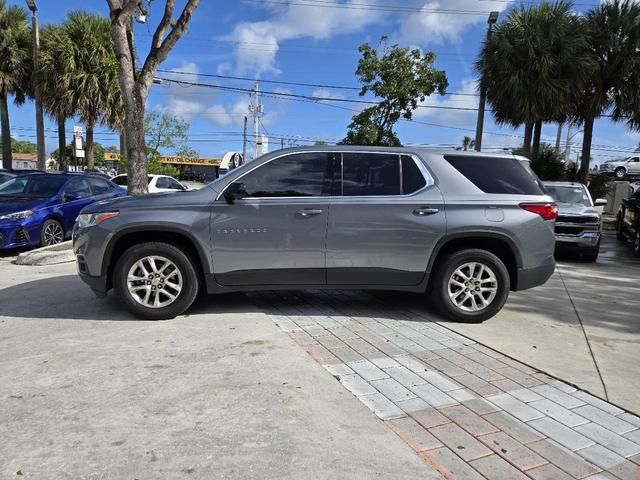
left=574, top=0, right=640, bottom=183
left=0, top=0, right=30, bottom=170
left=37, top=25, right=75, bottom=170
left=461, top=136, right=475, bottom=151
left=477, top=2, right=593, bottom=158
left=61, top=12, right=122, bottom=170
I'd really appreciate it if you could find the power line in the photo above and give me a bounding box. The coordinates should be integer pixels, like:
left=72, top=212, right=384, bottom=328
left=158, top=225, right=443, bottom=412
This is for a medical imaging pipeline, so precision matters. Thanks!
left=156, top=69, right=480, bottom=97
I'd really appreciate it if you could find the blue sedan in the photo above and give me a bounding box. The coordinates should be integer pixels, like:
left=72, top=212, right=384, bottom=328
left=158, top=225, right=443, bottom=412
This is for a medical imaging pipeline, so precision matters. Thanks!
left=0, top=173, right=125, bottom=250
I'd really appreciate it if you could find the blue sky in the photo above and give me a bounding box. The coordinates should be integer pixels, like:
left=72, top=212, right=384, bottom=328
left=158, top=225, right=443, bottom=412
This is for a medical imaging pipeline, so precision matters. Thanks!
left=6, top=0, right=640, bottom=165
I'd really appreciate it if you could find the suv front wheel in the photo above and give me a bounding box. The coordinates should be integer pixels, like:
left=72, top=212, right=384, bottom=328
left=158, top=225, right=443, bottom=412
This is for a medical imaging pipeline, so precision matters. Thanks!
left=113, top=242, right=200, bottom=320
left=431, top=249, right=510, bottom=323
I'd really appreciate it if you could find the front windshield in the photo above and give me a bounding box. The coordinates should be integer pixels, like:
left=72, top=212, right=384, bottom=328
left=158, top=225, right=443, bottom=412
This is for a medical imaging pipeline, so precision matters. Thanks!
left=0, top=175, right=67, bottom=198
left=545, top=185, right=591, bottom=206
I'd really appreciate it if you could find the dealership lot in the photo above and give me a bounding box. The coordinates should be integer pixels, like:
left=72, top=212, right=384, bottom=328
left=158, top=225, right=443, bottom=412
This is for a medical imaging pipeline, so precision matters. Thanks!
left=0, top=233, right=639, bottom=479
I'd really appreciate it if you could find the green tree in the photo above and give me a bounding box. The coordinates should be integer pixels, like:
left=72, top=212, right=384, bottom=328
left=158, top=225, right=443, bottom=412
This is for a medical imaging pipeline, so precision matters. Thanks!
left=106, top=0, right=200, bottom=195
left=36, top=25, right=77, bottom=171
left=11, top=138, right=36, bottom=154
left=51, top=141, right=106, bottom=169
left=461, top=136, right=475, bottom=151
left=341, top=37, right=448, bottom=146
left=0, top=0, right=30, bottom=170
left=145, top=111, right=189, bottom=155
left=477, top=2, right=592, bottom=157
left=61, top=12, right=123, bottom=171
left=573, top=0, right=640, bottom=183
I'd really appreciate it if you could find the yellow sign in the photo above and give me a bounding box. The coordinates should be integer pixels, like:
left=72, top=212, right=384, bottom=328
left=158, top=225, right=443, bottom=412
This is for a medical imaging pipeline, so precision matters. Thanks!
left=103, top=152, right=220, bottom=167
left=159, top=156, right=221, bottom=167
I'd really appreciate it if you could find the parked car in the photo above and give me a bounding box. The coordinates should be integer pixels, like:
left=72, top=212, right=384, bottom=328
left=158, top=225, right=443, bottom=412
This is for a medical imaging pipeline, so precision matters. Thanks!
left=111, top=174, right=188, bottom=193
left=0, top=172, right=15, bottom=185
left=0, top=168, right=45, bottom=176
left=599, top=155, right=640, bottom=179
left=543, top=181, right=606, bottom=261
left=0, top=173, right=125, bottom=250
left=630, top=181, right=640, bottom=194
left=74, top=147, right=557, bottom=322
left=617, top=190, right=640, bottom=256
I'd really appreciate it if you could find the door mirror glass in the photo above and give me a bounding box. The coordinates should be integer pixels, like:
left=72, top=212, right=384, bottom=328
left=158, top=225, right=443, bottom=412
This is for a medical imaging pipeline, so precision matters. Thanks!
left=224, top=182, right=247, bottom=203
left=594, top=198, right=607, bottom=206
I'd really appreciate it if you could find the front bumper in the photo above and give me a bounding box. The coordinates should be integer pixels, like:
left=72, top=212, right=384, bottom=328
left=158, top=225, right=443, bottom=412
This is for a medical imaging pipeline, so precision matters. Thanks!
left=0, top=221, right=40, bottom=250
left=554, top=231, right=601, bottom=249
left=514, top=255, right=555, bottom=291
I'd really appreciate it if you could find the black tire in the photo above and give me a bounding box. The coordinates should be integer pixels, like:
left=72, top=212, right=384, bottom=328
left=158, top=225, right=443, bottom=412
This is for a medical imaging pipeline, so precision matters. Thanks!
left=616, top=213, right=625, bottom=241
left=40, top=218, right=64, bottom=246
left=633, top=230, right=640, bottom=258
left=429, top=249, right=510, bottom=323
left=113, top=242, right=200, bottom=320
left=615, top=167, right=626, bottom=179
left=581, top=239, right=600, bottom=262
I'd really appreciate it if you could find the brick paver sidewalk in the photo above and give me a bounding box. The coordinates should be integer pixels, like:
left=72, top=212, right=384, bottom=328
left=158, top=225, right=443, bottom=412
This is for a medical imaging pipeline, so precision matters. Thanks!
left=249, top=290, right=640, bottom=480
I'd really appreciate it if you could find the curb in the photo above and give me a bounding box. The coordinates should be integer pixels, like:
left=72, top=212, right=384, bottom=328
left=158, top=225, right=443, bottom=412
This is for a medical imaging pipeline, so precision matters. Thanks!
left=14, top=241, right=75, bottom=266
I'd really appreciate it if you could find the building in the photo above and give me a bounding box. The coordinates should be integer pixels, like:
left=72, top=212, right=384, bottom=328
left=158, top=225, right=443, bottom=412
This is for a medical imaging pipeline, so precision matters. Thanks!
left=103, top=152, right=223, bottom=181
left=0, top=153, right=39, bottom=170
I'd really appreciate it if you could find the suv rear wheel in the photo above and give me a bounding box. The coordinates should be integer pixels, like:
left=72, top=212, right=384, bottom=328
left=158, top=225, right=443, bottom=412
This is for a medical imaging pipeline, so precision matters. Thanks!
left=615, top=167, right=626, bottom=179
left=430, top=249, right=510, bottom=323
left=113, top=242, right=200, bottom=320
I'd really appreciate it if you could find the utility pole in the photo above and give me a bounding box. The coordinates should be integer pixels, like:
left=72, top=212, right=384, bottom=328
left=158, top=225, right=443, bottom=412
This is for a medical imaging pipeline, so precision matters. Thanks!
left=26, top=0, right=45, bottom=170
left=248, top=81, right=263, bottom=160
left=555, top=123, right=563, bottom=153
left=242, top=115, right=247, bottom=163
left=474, top=11, right=499, bottom=152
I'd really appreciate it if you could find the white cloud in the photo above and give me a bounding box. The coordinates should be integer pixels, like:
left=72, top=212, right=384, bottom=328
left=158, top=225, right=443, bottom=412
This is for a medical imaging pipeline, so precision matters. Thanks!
left=311, top=88, right=346, bottom=103
left=223, top=1, right=384, bottom=76
left=413, top=78, right=478, bottom=125
left=156, top=62, right=209, bottom=122
left=398, top=1, right=513, bottom=45
left=206, top=104, right=233, bottom=128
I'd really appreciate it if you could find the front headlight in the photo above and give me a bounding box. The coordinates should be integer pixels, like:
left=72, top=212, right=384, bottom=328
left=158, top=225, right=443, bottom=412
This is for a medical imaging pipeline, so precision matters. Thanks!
left=0, top=210, right=33, bottom=221
left=76, top=211, right=119, bottom=228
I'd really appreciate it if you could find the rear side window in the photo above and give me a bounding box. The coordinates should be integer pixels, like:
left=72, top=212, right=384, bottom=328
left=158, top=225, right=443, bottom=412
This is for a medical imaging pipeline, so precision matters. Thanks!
left=444, top=155, right=545, bottom=195
left=343, top=153, right=400, bottom=196
left=401, top=155, right=427, bottom=194
left=112, top=176, right=127, bottom=186
left=88, top=177, right=113, bottom=194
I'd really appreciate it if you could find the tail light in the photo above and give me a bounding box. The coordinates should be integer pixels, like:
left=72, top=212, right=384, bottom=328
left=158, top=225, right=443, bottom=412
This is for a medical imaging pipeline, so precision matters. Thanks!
left=519, top=202, right=558, bottom=221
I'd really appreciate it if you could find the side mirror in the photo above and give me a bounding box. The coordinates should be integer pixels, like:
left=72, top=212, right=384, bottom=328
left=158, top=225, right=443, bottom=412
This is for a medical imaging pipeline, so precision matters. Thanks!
left=594, top=198, right=607, bottom=206
left=63, top=193, right=80, bottom=202
left=224, top=182, right=247, bottom=204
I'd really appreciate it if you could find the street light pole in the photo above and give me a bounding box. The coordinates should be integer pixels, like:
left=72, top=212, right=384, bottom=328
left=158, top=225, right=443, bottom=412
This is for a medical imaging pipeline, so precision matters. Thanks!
left=26, top=0, right=45, bottom=171
left=474, top=11, right=499, bottom=152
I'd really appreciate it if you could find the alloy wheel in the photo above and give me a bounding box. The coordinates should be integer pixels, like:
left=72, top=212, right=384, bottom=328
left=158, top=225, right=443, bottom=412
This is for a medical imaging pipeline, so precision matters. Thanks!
left=127, top=256, right=183, bottom=308
left=447, top=262, right=498, bottom=312
left=43, top=222, right=64, bottom=246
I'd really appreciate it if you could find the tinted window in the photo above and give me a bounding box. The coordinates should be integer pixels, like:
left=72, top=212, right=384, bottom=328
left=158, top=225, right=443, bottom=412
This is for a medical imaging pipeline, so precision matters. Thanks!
left=401, top=155, right=427, bottom=194
left=0, top=175, right=67, bottom=198
left=545, top=185, right=591, bottom=206
left=112, top=175, right=127, bottom=186
left=342, top=153, right=400, bottom=196
left=444, top=155, right=545, bottom=195
left=241, top=152, right=337, bottom=197
left=65, top=178, right=92, bottom=199
left=88, top=177, right=113, bottom=194
left=166, top=178, right=183, bottom=190
left=156, top=177, right=170, bottom=189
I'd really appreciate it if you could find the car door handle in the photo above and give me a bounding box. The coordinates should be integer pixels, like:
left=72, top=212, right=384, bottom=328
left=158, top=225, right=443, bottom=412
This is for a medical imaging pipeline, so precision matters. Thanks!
left=413, top=207, right=439, bottom=216
left=297, top=208, right=323, bottom=217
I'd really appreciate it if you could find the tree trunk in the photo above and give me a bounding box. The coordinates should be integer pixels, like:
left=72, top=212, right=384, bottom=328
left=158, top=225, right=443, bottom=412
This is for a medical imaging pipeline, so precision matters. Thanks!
left=126, top=90, right=149, bottom=195
left=57, top=115, right=66, bottom=171
left=532, top=118, right=543, bottom=159
left=577, top=114, right=594, bottom=185
left=0, top=90, right=12, bottom=171
left=85, top=123, right=94, bottom=171
left=523, top=120, right=533, bottom=154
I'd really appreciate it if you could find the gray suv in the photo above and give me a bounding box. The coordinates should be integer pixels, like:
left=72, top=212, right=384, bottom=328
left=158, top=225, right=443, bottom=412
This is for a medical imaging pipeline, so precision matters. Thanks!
left=73, top=147, right=557, bottom=322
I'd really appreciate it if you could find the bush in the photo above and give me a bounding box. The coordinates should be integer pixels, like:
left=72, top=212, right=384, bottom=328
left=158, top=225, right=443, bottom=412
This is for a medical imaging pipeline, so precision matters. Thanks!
left=587, top=173, right=610, bottom=200
left=514, top=144, right=566, bottom=181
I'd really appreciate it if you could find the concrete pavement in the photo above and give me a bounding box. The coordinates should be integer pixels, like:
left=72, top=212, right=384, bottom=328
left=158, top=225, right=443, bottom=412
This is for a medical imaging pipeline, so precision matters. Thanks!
left=0, top=261, right=438, bottom=479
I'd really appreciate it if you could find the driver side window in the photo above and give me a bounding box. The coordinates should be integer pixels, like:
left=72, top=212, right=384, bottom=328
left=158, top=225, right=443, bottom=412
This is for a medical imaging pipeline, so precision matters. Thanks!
left=65, top=178, right=92, bottom=199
